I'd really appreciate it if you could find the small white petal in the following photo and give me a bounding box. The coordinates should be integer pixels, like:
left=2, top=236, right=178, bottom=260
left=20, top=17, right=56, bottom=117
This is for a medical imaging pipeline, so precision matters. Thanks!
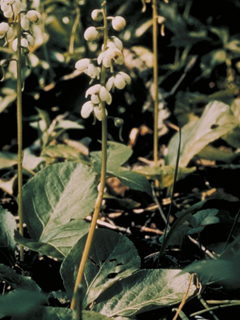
left=106, top=76, right=114, bottom=91
left=12, top=38, right=17, bottom=51
left=12, top=0, right=22, bottom=15
left=75, top=58, right=90, bottom=72
left=111, top=36, right=123, bottom=50
left=91, top=94, right=100, bottom=104
left=119, top=71, right=131, bottom=84
left=103, top=55, right=112, bottom=68
left=3, top=7, right=13, bottom=18
left=97, top=51, right=105, bottom=65
left=21, top=15, right=30, bottom=30
left=85, top=84, right=101, bottom=97
left=91, top=9, right=103, bottom=21
left=0, top=22, right=9, bottom=38
left=21, top=38, right=29, bottom=48
left=26, top=34, right=34, bottom=46
left=81, top=101, right=94, bottom=118
left=100, top=86, right=112, bottom=105
left=114, top=74, right=126, bottom=90
left=93, top=106, right=103, bottom=121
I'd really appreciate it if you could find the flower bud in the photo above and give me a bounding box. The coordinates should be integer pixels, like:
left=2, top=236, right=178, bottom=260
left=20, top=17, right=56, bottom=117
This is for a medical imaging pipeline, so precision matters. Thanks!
left=84, top=26, right=98, bottom=41
left=91, top=9, right=103, bottom=21
left=114, top=118, right=124, bottom=127
left=75, top=58, right=90, bottom=72
left=25, top=10, right=42, bottom=24
left=112, top=16, right=126, bottom=31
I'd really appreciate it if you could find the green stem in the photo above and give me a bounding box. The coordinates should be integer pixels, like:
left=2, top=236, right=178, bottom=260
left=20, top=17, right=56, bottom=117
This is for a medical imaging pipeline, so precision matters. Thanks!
left=16, top=13, right=24, bottom=262
left=70, top=1, right=108, bottom=310
left=69, top=2, right=81, bottom=55
left=152, top=0, right=159, bottom=190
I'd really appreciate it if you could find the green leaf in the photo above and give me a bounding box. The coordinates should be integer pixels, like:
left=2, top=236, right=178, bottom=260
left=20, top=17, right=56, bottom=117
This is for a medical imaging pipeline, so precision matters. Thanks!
left=106, top=142, right=133, bottom=172
left=41, top=145, right=90, bottom=164
left=0, top=264, right=41, bottom=292
left=190, top=209, right=219, bottom=229
left=133, top=166, right=196, bottom=189
left=16, top=162, right=98, bottom=258
left=181, top=257, right=240, bottom=288
left=0, top=206, right=16, bottom=265
left=166, top=101, right=237, bottom=167
left=0, top=290, right=46, bottom=319
left=18, top=307, right=111, bottom=320
left=94, top=269, right=196, bottom=317
left=61, top=229, right=141, bottom=308
left=109, top=167, right=152, bottom=195
left=91, top=141, right=133, bottom=173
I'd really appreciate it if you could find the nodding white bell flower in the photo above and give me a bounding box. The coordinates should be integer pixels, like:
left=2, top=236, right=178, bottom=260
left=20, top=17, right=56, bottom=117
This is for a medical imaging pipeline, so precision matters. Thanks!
left=86, top=84, right=112, bottom=105
left=112, top=16, right=126, bottom=31
left=0, top=22, right=13, bottom=40
left=93, top=106, right=103, bottom=121
left=75, top=58, right=100, bottom=79
left=84, top=26, right=99, bottom=41
left=75, top=58, right=90, bottom=72
left=106, top=71, right=131, bottom=90
left=25, top=10, right=41, bottom=24
left=97, top=46, right=123, bottom=68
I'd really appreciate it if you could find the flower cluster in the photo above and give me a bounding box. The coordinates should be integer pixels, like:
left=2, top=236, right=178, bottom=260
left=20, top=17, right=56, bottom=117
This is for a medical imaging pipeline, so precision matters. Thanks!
left=0, top=0, right=41, bottom=51
left=76, top=9, right=130, bottom=121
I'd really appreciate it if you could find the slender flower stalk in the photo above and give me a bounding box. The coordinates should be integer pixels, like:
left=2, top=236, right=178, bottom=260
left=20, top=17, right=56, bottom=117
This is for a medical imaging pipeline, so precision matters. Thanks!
left=16, top=12, right=24, bottom=262
left=70, top=1, right=108, bottom=310
left=152, top=0, right=160, bottom=191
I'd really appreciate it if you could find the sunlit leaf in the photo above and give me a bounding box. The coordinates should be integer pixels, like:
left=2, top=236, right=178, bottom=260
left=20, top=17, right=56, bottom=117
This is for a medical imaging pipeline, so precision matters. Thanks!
left=94, top=269, right=196, bottom=317
left=167, top=101, right=237, bottom=167
left=15, top=162, right=98, bottom=258
left=61, top=229, right=141, bottom=308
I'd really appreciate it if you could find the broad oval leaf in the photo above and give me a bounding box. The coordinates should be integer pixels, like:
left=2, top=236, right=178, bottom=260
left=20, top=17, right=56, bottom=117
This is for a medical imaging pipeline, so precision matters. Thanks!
left=16, top=162, right=98, bottom=258
left=166, top=101, right=237, bottom=167
left=94, top=269, right=196, bottom=317
left=61, top=229, right=141, bottom=308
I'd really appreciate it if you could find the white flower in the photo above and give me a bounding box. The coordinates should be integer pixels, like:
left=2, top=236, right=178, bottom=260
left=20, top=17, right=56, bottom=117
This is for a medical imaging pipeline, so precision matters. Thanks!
left=111, top=36, right=123, bottom=51
left=25, top=33, right=34, bottom=47
left=25, top=10, right=41, bottom=24
left=75, top=58, right=90, bottom=72
left=97, top=46, right=123, bottom=68
left=84, top=26, right=98, bottom=41
left=85, top=63, right=100, bottom=79
left=112, top=16, right=126, bottom=31
left=81, top=101, right=94, bottom=118
left=75, top=58, right=100, bottom=79
left=85, top=84, right=102, bottom=97
left=86, top=84, right=112, bottom=105
left=1, top=0, right=22, bottom=17
left=106, top=72, right=131, bottom=90
left=91, top=9, right=103, bottom=21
